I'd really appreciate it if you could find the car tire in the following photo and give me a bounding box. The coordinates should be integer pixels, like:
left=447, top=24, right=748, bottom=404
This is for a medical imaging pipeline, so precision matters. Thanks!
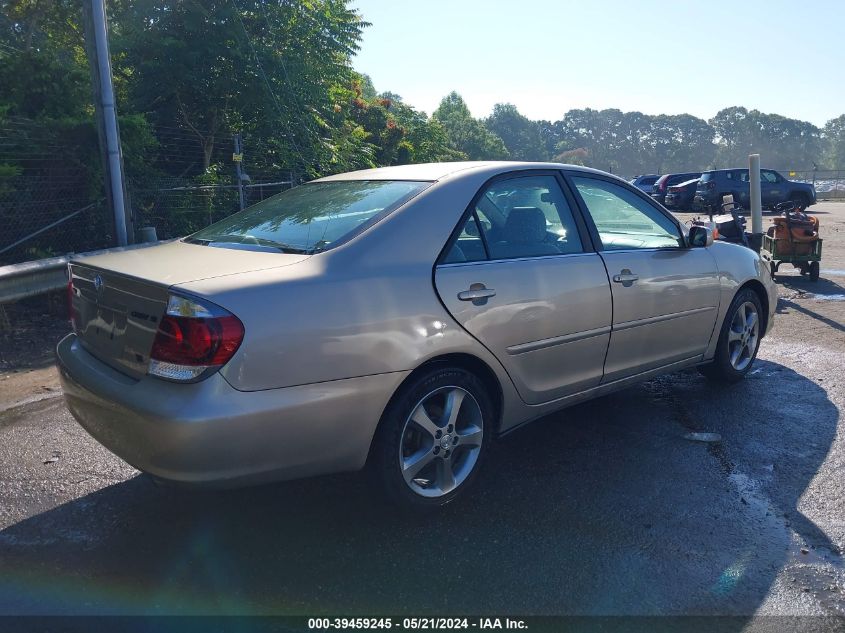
left=809, top=261, right=820, bottom=282
left=789, top=193, right=809, bottom=211
left=698, top=288, right=763, bottom=383
left=368, top=366, right=493, bottom=511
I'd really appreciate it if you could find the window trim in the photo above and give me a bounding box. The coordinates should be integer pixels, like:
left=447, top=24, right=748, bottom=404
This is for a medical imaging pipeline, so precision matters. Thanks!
left=561, top=170, right=688, bottom=252
left=435, top=169, right=597, bottom=267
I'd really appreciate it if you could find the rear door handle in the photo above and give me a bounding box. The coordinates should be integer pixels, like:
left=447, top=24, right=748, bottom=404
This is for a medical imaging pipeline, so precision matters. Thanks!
left=612, top=269, right=639, bottom=286
left=458, top=283, right=496, bottom=305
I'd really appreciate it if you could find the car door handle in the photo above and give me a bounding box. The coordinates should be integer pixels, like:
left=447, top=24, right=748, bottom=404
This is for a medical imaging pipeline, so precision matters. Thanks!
left=458, top=284, right=496, bottom=304
left=612, top=270, right=639, bottom=286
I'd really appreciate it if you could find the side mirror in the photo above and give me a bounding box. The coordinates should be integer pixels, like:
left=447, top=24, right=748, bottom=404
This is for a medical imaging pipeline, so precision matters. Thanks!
left=688, top=225, right=713, bottom=248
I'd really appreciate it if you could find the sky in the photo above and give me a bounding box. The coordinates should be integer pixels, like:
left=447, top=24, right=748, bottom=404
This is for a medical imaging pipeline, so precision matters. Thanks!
left=351, top=0, right=844, bottom=127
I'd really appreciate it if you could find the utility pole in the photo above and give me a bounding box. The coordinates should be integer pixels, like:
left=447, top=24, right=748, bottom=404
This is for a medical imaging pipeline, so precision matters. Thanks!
left=233, top=134, right=245, bottom=212
left=748, top=153, right=763, bottom=253
left=82, top=0, right=131, bottom=246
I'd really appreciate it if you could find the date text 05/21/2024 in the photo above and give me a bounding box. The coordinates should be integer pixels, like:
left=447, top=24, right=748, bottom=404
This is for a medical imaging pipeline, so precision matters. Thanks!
left=307, top=617, right=528, bottom=630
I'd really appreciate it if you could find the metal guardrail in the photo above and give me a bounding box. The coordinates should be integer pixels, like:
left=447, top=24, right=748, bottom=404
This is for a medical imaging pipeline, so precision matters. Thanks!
left=0, top=240, right=165, bottom=304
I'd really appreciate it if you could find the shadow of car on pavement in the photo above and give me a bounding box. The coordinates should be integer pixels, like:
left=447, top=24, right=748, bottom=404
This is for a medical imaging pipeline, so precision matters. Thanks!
left=0, top=361, right=839, bottom=625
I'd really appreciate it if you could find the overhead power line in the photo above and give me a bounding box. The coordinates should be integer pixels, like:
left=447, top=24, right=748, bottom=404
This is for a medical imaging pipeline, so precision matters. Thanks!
left=228, top=0, right=312, bottom=171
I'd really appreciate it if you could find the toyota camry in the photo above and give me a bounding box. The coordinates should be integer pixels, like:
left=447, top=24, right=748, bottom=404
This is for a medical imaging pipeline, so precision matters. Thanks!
left=58, top=162, right=776, bottom=509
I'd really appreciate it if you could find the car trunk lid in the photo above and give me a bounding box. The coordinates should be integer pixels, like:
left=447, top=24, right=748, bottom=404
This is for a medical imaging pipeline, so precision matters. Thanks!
left=69, top=240, right=309, bottom=379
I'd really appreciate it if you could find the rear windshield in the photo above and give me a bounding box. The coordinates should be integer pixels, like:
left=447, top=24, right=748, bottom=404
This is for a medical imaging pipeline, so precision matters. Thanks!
left=187, top=180, right=430, bottom=254
left=699, top=173, right=713, bottom=183
left=641, top=176, right=658, bottom=185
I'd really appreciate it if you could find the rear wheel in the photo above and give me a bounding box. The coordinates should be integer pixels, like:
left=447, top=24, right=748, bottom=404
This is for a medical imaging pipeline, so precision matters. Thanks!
left=789, top=193, right=809, bottom=211
left=369, top=366, right=492, bottom=511
left=809, top=261, right=820, bottom=282
left=698, top=289, right=763, bottom=383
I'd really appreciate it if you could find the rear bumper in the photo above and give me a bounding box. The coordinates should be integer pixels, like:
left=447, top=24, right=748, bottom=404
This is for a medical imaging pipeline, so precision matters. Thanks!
left=693, top=194, right=714, bottom=211
left=57, top=334, right=408, bottom=486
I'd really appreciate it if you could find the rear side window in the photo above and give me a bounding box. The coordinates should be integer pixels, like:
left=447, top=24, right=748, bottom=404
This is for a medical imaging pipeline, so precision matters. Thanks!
left=188, top=180, right=430, bottom=254
left=443, top=175, right=584, bottom=263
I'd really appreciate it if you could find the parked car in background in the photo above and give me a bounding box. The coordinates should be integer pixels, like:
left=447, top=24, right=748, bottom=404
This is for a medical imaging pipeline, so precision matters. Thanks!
left=630, top=174, right=660, bottom=194
left=651, top=172, right=702, bottom=206
left=664, top=178, right=700, bottom=211
left=58, top=161, right=776, bottom=510
left=694, top=169, right=817, bottom=212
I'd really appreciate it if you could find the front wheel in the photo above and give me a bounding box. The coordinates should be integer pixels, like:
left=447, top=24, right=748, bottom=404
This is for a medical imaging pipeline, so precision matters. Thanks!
left=698, top=289, right=763, bottom=383
left=369, top=367, right=492, bottom=511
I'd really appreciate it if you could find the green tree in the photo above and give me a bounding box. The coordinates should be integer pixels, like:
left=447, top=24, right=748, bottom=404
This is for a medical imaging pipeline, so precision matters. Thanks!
left=386, top=98, right=464, bottom=164
left=485, top=103, right=546, bottom=161
left=110, top=0, right=367, bottom=177
left=823, top=115, right=845, bottom=168
left=0, top=0, right=91, bottom=118
left=710, top=107, right=822, bottom=170
left=433, top=92, right=508, bottom=160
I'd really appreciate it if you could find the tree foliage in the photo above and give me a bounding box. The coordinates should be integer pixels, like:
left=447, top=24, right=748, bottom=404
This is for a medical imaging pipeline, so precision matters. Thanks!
left=433, top=92, right=508, bottom=160
left=709, top=107, right=824, bottom=171
left=484, top=103, right=545, bottom=161
left=2, top=0, right=844, bottom=190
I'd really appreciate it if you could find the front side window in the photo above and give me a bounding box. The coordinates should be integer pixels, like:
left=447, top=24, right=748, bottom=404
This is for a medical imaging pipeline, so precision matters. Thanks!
left=444, top=175, right=584, bottom=263
left=188, top=180, right=429, bottom=254
left=761, top=170, right=780, bottom=183
left=571, top=177, right=683, bottom=251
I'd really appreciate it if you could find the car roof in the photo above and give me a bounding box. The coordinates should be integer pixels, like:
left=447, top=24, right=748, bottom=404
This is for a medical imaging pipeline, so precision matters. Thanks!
left=313, top=161, right=618, bottom=183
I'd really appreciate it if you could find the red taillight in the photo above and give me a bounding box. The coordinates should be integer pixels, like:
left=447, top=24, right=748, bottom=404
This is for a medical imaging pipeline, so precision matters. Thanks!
left=148, top=294, right=244, bottom=382
left=668, top=186, right=681, bottom=193
left=151, top=314, right=243, bottom=366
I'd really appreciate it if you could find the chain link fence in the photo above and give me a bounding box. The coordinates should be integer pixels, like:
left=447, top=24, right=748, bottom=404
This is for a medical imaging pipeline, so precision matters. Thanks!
left=3, top=115, right=841, bottom=268
left=0, top=117, right=298, bottom=266
left=0, top=117, right=113, bottom=265
left=785, top=170, right=845, bottom=200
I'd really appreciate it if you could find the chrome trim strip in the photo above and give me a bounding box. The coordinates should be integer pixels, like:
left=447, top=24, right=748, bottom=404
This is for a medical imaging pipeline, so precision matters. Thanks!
left=436, top=252, right=597, bottom=269
left=506, top=325, right=611, bottom=355
left=614, top=306, right=716, bottom=332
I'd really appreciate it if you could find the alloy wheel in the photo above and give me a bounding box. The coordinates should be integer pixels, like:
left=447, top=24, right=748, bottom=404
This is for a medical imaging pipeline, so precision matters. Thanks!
left=399, top=386, right=484, bottom=498
left=727, top=301, right=759, bottom=371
